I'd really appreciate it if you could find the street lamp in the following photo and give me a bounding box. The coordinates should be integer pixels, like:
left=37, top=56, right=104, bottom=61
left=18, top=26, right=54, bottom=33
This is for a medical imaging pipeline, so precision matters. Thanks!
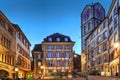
left=40, top=65, right=43, bottom=79
left=15, top=67, right=19, bottom=79
left=74, top=54, right=77, bottom=58
left=114, top=42, right=120, bottom=78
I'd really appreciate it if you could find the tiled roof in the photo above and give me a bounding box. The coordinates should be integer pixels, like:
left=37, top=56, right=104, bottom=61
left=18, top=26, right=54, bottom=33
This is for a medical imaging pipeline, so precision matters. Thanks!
left=43, top=33, right=73, bottom=42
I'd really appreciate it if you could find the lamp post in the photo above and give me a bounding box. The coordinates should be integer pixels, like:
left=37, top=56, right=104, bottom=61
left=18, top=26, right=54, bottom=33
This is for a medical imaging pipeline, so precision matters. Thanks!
left=92, top=58, right=95, bottom=75
left=114, top=42, right=120, bottom=78
left=15, top=67, right=19, bottom=79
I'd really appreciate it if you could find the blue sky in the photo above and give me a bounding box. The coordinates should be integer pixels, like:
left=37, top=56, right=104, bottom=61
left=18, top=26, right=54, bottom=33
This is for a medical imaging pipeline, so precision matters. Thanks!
left=0, top=0, right=112, bottom=55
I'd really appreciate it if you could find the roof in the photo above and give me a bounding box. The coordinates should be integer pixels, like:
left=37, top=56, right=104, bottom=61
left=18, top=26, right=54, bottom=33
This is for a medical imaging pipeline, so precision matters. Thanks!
left=43, top=33, right=74, bottom=42
left=12, top=24, right=31, bottom=46
left=32, top=44, right=42, bottom=52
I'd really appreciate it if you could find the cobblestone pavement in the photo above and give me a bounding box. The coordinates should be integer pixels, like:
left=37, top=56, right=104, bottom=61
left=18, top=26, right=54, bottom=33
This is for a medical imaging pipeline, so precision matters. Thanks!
left=87, top=75, right=120, bottom=80
left=30, top=76, right=120, bottom=80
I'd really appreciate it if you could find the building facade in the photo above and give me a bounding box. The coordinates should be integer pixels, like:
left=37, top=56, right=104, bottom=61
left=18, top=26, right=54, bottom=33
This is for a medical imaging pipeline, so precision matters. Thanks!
left=73, top=53, right=81, bottom=72
left=108, top=0, right=120, bottom=76
left=32, top=33, right=75, bottom=79
left=0, top=11, right=31, bottom=79
left=13, top=24, right=31, bottom=78
left=81, top=0, right=120, bottom=77
left=81, top=2, right=105, bottom=73
left=86, top=18, right=109, bottom=74
left=0, top=11, right=16, bottom=78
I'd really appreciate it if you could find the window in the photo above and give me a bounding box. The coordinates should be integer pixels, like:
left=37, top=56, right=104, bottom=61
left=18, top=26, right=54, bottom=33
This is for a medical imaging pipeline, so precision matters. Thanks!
left=103, top=31, right=108, bottom=39
left=83, top=26, right=86, bottom=34
left=64, top=52, right=69, bottom=58
left=88, top=22, right=90, bottom=31
left=97, top=36, right=101, bottom=43
left=109, top=16, right=112, bottom=25
left=98, top=45, right=102, bottom=54
left=48, top=61, right=53, bottom=67
left=103, top=22, right=105, bottom=29
left=64, top=37, right=68, bottom=42
left=47, top=45, right=53, bottom=50
left=8, top=27, right=13, bottom=36
left=65, top=45, right=70, bottom=49
left=110, top=38, right=114, bottom=48
left=103, top=42, right=107, bottom=51
left=48, top=37, right=52, bottom=42
left=64, top=61, right=68, bottom=66
left=114, top=32, right=117, bottom=42
left=57, top=46, right=62, bottom=49
left=1, top=35, right=11, bottom=49
left=37, top=54, right=41, bottom=59
left=56, top=52, right=60, bottom=58
left=114, top=17, right=117, bottom=28
left=0, top=18, right=5, bottom=27
left=48, top=52, right=52, bottom=58
left=56, top=37, right=60, bottom=42
left=97, top=27, right=100, bottom=33
left=58, top=61, right=62, bottom=66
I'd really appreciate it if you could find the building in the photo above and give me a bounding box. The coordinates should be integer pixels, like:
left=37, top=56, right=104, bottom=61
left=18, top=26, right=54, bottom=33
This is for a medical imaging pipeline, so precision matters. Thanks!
left=0, top=11, right=31, bottom=79
left=32, top=44, right=43, bottom=78
left=108, top=0, right=120, bottom=77
left=81, top=0, right=120, bottom=77
left=13, top=24, right=31, bottom=78
left=73, top=53, right=81, bottom=72
left=81, top=2, right=105, bottom=73
left=32, top=33, right=75, bottom=79
left=0, top=11, right=16, bottom=78
left=86, top=18, right=109, bottom=74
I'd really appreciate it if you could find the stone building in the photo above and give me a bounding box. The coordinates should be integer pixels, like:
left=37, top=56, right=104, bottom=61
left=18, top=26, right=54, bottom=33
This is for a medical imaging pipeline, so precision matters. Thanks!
left=81, top=2, right=105, bottom=73
left=81, top=0, right=120, bottom=77
left=0, top=11, right=16, bottom=78
left=32, top=33, right=75, bottom=79
left=0, top=11, right=31, bottom=79
left=13, top=24, right=31, bottom=78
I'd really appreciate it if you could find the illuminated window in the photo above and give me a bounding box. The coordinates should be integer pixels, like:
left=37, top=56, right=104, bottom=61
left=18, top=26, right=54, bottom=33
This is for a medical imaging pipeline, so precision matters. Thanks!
left=114, top=32, right=117, bottom=42
left=98, top=27, right=100, bottom=33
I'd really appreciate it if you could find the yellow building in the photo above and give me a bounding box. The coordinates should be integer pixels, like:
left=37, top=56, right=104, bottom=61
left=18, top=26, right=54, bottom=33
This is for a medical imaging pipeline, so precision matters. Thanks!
left=0, top=11, right=31, bottom=79
left=0, top=11, right=16, bottom=78
left=13, top=24, right=31, bottom=78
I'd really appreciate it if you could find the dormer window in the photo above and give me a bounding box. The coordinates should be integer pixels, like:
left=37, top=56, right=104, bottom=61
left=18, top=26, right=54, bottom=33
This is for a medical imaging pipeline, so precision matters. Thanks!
left=65, top=37, right=68, bottom=42
left=48, top=37, right=52, bottom=42
left=56, top=37, right=60, bottom=42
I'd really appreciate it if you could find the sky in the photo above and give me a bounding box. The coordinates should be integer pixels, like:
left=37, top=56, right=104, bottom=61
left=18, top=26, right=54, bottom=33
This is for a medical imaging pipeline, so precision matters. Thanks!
left=0, top=0, right=112, bottom=56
